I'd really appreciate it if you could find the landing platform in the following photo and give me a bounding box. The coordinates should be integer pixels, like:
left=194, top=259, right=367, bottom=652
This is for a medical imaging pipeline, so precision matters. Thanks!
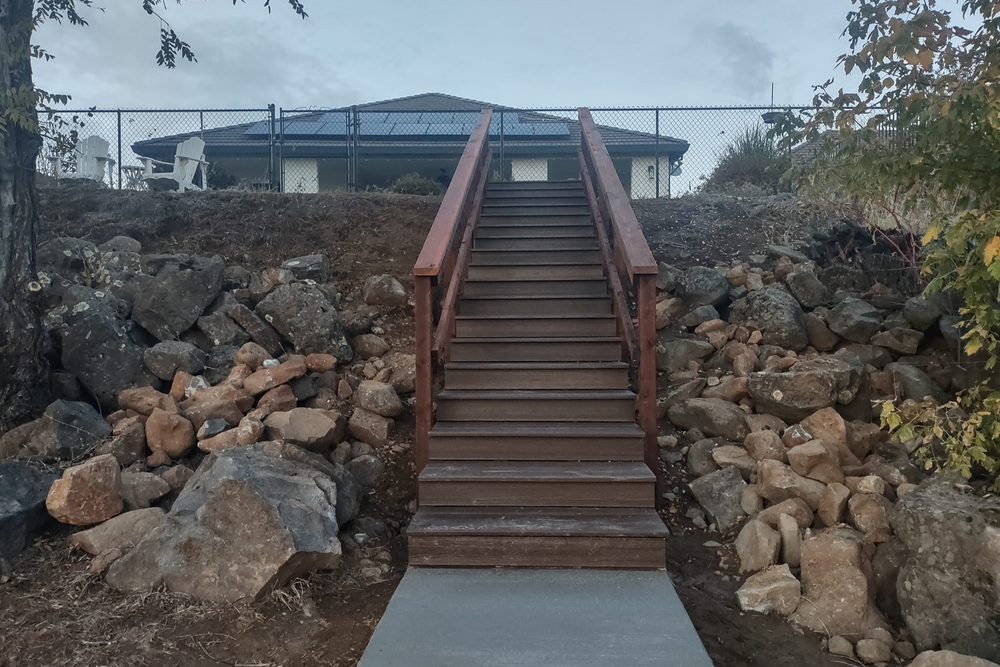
left=358, top=568, right=714, bottom=666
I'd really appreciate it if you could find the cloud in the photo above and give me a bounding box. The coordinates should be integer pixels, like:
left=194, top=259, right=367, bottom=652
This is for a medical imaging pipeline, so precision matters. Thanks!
left=706, top=22, right=776, bottom=101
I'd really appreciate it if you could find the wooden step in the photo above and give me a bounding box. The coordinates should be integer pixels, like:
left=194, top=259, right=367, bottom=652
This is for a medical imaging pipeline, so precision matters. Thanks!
left=474, top=236, right=597, bottom=251
left=487, top=181, right=583, bottom=192
left=455, top=315, right=618, bottom=338
left=470, top=249, right=601, bottom=265
left=435, top=389, right=636, bottom=422
left=481, top=205, right=591, bottom=217
left=444, top=362, right=629, bottom=390
left=478, top=215, right=593, bottom=226
left=466, top=264, right=604, bottom=280
left=459, top=295, right=611, bottom=317
left=449, top=337, right=623, bottom=362
left=417, top=462, right=655, bottom=508
left=475, top=224, right=595, bottom=239
left=462, top=278, right=607, bottom=297
left=428, top=421, right=645, bottom=461
left=408, top=507, right=667, bottom=568
left=482, top=196, right=587, bottom=207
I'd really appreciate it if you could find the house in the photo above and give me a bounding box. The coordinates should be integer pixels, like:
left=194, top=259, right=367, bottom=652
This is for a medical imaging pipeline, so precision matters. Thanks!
left=132, top=93, right=690, bottom=199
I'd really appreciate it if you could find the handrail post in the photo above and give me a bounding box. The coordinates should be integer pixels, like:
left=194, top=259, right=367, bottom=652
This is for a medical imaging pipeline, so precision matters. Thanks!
left=638, top=274, right=658, bottom=486
left=414, top=275, right=433, bottom=474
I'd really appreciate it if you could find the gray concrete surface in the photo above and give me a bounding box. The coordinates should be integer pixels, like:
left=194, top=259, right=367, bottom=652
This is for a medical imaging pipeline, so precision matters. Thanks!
left=358, top=568, right=714, bottom=666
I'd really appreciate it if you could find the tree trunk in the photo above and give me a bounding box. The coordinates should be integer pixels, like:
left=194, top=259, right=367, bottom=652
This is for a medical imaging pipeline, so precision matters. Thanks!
left=0, top=0, right=49, bottom=433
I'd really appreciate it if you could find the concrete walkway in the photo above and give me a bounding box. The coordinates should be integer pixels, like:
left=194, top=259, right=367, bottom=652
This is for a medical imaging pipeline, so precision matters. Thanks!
left=358, top=568, right=714, bottom=666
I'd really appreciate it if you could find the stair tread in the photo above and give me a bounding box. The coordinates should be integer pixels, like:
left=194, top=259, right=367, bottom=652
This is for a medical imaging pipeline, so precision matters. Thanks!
left=456, top=315, right=615, bottom=321
left=444, top=361, right=628, bottom=370
left=430, top=420, right=643, bottom=437
left=452, top=336, right=620, bottom=343
left=409, top=507, right=668, bottom=537
left=419, top=461, right=655, bottom=482
left=437, top=389, right=636, bottom=404
left=460, top=294, right=610, bottom=301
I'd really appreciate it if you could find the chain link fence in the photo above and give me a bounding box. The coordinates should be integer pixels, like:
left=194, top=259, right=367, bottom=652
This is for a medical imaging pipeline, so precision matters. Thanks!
left=39, top=104, right=881, bottom=198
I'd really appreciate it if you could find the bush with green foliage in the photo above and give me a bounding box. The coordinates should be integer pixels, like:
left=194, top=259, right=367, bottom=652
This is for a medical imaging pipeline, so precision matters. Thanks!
left=782, top=0, right=1000, bottom=489
left=704, top=123, right=789, bottom=192
left=387, top=173, right=443, bottom=196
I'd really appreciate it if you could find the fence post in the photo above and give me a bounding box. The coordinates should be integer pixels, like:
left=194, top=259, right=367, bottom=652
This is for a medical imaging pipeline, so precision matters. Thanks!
left=351, top=105, right=359, bottom=193
left=268, top=104, right=277, bottom=191
left=499, top=110, right=505, bottom=181
left=654, top=109, right=660, bottom=199
left=116, top=110, right=122, bottom=189
left=278, top=107, right=285, bottom=192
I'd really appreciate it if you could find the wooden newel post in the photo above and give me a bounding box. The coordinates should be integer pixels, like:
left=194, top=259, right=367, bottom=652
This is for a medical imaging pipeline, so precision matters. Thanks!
left=637, top=274, right=659, bottom=493
left=414, top=275, right=434, bottom=474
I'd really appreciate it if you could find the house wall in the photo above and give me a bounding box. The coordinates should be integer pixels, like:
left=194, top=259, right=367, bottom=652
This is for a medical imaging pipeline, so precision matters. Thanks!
left=208, top=157, right=271, bottom=189
left=629, top=157, right=670, bottom=199
left=510, top=158, right=548, bottom=182
left=284, top=158, right=320, bottom=193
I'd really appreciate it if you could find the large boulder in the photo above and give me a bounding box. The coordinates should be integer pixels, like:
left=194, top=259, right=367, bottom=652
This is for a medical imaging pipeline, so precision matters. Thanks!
left=687, top=466, right=746, bottom=532
left=132, top=255, right=225, bottom=341
left=676, top=267, right=729, bottom=307
left=255, top=283, right=352, bottom=360
left=891, top=474, right=1000, bottom=661
left=910, top=652, right=1000, bottom=667
left=0, top=461, right=58, bottom=558
left=667, top=398, right=749, bottom=441
left=729, top=287, right=808, bottom=351
left=886, top=362, right=949, bottom=403
left=36, top=237, right=98, bottom=284
left=903, top=297, right=943, bottom=332
left=0, top=400, right=111, bottom=461
left=747, top=367, right=838, bottom=423
left=655, top=337, right=715, bottom=373
left=827, top=298, right=883, bottom=344
left=105, top=441, right=344, bottom=602
left=790, top=527, right=887, bottom=639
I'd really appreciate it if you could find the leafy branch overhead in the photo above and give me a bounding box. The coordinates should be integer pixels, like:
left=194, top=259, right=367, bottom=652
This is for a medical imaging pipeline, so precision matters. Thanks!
left=792, top=0, right=1000, bottom=489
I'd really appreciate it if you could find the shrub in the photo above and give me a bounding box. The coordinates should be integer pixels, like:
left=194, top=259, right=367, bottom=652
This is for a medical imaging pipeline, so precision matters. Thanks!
left=387, top=173, right=443, bottom=196
left=704, top=124, right=789, bottom=192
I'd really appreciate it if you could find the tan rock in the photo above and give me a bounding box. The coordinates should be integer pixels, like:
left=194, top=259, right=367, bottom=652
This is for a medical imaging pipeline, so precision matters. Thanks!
left=781, top=423, right=812, bottom=448
left=856, top=475, right=886, bottom=495
left=711, top=445, right=756, bottom=480
left=160, top=464, right=194, bottom=491
left=181, top=399, right=245, bottom=431
left=96, top=422, right=146, bottom=467
left=348, top=408, right=394, bottom=447
left=736, top=564, right=801, bottom=616
left=735, top=520, right=781, bottom=573
left=910, top=651, right=1000, bottom=667
left=263, top=408, right=344, bottom=453
left=818, top=482, right=851, bottom=526
left=732, top=353, right=757, bottom=378
left=145, top=409, right=196, bottom=458
left=799, top=407, right=861, bottom=466
left=338, top=379, right=354, bottom=399
left=654, top=299, right=672, bottom=329
left=756, top=498, right=813, bottom=530
left=828, top=636, right=855, bottom=658
left=118, top=387, right=176, bottom=416
left=787, top=439, right=845, bottom=484
left=741, top=485, right=763, bottom=516
left=243, top=357, right=308, bottom=396
left=845, top=421, right=882, bottom=460
left=168, top=372, right=208, bottom=402
left=757, top=459, right=827, bottom=510
left=305, top=353, right=338, bottom=373
left=254, top=384, right=298, bottom=419
left=46, top=454, right=123, bottom=526
left=805, top=312, right=839, bottom=352
left=146, top=449, right=171, bottom=468
left=790, top=527, right=887, bottom=639
left=354, top=380, right=404, bottom=418
left=304, top=388, right=338, bottom=411
left=745, top=414, right=788, bottom=433
left=702, top=376, right=749, bottom=403
left=198, top=416, right=265, bottom=453
left=856, top=638, right=891, bottom=664
left=220, top=364, right=252, bottom=388
left=353, top=334, right=391, bottom=359
left=235, top=342, right=272, bottom=371
left=778, top=513, right=802, bottom=567
left=743, top=430, right=787, bottom=462
left=847, top=493, right=893, bottom=540
left=120, top=471, right=170, bottom=509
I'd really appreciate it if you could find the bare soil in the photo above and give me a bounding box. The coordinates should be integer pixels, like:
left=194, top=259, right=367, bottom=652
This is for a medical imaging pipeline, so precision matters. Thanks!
left=2, top=186, right=845, bottom=666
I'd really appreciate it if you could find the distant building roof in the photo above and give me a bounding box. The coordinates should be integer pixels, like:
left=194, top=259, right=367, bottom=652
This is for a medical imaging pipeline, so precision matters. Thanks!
left=133, top=92, right=690, bottom=161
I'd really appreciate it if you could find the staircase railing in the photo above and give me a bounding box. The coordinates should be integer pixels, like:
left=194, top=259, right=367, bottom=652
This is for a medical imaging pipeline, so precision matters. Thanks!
left=578, top=108, right=660, bottom=480
left=413, top=109, right=493, bottom=473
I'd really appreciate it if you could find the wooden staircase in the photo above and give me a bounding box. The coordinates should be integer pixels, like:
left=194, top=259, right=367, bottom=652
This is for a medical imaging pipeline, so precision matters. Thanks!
left=409, top=110, right=667, bottom=569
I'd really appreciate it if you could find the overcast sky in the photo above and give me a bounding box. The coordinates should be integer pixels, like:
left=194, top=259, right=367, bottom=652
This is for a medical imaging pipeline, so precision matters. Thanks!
left=34, top=0, right=862, bottom=110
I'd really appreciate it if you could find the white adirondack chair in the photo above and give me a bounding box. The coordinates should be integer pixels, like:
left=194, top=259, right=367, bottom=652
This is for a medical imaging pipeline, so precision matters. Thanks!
left=47, top=135, right=115, bottom=183
left=139, top=137, right=209, bottom=192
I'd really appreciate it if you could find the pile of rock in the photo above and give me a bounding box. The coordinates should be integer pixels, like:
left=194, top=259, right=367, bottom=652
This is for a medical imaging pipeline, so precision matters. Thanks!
left=0, top=236, right=416, bottom=601
left=656, top=247, right=1000, bottom=665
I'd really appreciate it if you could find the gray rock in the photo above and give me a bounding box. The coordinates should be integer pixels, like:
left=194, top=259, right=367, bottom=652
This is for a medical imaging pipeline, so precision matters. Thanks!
left=730, top=287, right=808, bottom=351
left=747, top=366, right=839, bottom=422
left=886, top=362, right=949, bottom=403
left=196, top=312, right=250, bottom=349
left=667, top=398, right=749, bottom=441
left=656, top=262, right=681, bottom=292
left=0, top=400, right=112, bottom=462
left=909, top=651, right=1000, bottom=667
left=224, top=303, right=284, bottom=356
left=143, top=341, right=207, bottom=381
left=655, top=337, right=715, bottom=373
left=363, top=275, right=407, bottom=307
left=871, top=537, right=908, bottom=626
left=203, top=345, right=239, bottom=385
left=676, top=266, right=730, bottom=307
left=36, top=237, right=98, bottom=284
left=688, top=466, right=747, bottom=532
left=281, top=254, right=330, bottom=283
left=891, top=474, right=1000, bottom=661
left=870, top=327, right=924, bottom=355
left=821, top=264, right=870, bottom=292
left=768, top=245, right=809, bottom=263
left=840, top=343, right=894, bottom=369
left=345, top=454, right=385, bottom=486
left=255, top=283, right=353, bottom=360
left=686, top=438, right=724, bottom=476
left=132, top=255, right=225, bottom=341
left=0, top=461, right=58, bottom=559
left=786, top=265, right=832, bottom=308
left=98, top=236, right=142, bottom=254
left=827, top=298, right=883, bottom=344
left=939, top=315, right=963, bottom=351
left=106, top=441, right=343, bottom=602
left=223, top=265, right=252, bottom=290
left=677, top=305, right=721, bottom=328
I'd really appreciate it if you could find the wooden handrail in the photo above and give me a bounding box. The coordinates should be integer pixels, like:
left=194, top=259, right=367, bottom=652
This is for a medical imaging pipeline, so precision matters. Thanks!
left=578, top=108, right=657, bottom=280
left=414, top=109, right=493, bottom=280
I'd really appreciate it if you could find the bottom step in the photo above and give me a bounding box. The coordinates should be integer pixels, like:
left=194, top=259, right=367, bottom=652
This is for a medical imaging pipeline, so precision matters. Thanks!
left=408, top=507, right=667, bottom=568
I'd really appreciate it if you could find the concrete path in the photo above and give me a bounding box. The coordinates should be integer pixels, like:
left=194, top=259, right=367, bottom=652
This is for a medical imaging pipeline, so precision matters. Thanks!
left=358, top=568, right=714, bottom=666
